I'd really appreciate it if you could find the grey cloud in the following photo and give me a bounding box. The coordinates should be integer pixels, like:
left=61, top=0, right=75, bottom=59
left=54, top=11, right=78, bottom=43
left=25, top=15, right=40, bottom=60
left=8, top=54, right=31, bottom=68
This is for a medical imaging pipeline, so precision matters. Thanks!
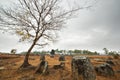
left=55, top=0, right=120, bottom=52
left=0, top=0, right=120, bottom=52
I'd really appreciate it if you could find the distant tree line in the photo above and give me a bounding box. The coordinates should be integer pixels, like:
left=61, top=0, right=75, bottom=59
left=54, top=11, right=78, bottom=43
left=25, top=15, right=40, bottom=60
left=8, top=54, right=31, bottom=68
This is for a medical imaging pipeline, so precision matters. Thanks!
left=20, top=49, right=100, bottom=55
left=103, top=48, right=120, bottom=55
left=20, top=48, right=120, bottom=56
left=67, top=49, right=100, bottom=55
left=103, top=48, right=120, bottom=59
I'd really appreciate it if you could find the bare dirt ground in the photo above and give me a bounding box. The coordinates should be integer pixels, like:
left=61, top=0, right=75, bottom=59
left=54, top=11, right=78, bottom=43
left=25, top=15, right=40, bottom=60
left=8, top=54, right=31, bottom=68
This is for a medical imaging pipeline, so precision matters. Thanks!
left=0, top=53, right=120, bottom=80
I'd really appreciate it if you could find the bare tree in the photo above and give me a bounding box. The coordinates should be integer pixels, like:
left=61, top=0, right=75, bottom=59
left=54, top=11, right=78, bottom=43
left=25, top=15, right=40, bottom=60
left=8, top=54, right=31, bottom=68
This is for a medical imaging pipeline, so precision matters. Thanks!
left=0, top=0, right=94, bottom=68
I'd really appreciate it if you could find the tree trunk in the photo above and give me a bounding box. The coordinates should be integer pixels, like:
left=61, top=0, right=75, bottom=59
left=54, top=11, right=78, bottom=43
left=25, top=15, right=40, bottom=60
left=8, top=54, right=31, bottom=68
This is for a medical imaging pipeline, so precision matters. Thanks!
left=20, top=40, right=37, bottom=68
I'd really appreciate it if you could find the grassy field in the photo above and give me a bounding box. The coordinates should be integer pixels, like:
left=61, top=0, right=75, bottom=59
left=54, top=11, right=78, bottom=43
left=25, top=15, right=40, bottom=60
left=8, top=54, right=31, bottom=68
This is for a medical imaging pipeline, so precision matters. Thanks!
left=0, top=54, right=120, bottom=80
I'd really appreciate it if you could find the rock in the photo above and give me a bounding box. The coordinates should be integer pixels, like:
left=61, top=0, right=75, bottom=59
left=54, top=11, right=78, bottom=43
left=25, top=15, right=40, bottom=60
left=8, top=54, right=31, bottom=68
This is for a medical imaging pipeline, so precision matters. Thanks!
left=106, top=60, right=115, bottom=66
left=59, top=54, right=65, bottom=61
left=59, top=54, right=65, bottom=68
left=50, top=49, right=55, bottom=58
left=71, top=56, right=96, bottom=80
left=95, top=63, right=114, bottom=76
left=35, top=60, right=48, bottom=74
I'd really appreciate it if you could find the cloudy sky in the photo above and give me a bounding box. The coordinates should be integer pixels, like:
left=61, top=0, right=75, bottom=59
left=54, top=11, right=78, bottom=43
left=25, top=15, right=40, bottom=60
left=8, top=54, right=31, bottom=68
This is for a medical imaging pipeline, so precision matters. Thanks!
left=0, top=0, right=120, bottom=53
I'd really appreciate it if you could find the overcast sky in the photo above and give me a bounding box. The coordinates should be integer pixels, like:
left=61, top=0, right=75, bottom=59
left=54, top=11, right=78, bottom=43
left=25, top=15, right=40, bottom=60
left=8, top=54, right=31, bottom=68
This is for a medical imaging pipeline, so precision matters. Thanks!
left=0, top=0, right=120, bottom=53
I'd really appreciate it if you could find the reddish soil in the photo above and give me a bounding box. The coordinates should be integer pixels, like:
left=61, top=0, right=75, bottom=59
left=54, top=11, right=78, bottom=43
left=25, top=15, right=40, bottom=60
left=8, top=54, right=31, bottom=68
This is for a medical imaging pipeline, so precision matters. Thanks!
left=0, top=54, right=120, bottom=80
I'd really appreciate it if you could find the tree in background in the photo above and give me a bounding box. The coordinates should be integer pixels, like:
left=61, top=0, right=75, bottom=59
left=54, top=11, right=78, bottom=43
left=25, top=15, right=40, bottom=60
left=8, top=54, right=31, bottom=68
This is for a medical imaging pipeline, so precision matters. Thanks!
left=11, top=49, right=17, bottom=54
left=103, top=48, right=109, bottom=55
left=0, top=0, right=95, bottom=68
left=108, top=51, right=119, bottom=59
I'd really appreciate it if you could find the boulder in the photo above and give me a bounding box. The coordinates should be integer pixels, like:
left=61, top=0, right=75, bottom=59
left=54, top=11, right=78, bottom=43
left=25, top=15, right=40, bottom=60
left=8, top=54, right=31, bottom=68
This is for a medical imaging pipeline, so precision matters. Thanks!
left=95, top=63, right=114, bottom=76
left=35, top=60, right=48, bottom=75
left=106, top=60, right=115, bottom=66
left=71, top=56, right=96, bottom=80
left=50, top=49, right=55, bottom=58
left=59, top=54, right=65, bottom=61
left=59, top=54, right=65, bottom=68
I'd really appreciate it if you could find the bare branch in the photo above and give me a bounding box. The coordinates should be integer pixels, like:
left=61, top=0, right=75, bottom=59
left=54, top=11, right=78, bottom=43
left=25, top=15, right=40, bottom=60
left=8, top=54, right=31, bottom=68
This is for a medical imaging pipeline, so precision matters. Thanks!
left=36, top=43, right=48, bottom=47
left=0, top=0, right=95, bottom=60
left=23, top=0, right=38, bottom=22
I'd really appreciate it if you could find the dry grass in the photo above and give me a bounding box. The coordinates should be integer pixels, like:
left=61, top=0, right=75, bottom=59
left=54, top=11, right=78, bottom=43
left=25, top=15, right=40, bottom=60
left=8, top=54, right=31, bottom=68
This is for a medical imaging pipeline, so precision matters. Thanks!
left=0, top=54, right=120, bottom=80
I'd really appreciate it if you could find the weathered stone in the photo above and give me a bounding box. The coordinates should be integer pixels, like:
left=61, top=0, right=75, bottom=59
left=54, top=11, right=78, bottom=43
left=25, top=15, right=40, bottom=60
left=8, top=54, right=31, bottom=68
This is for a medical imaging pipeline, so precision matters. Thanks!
left=106, top=60, right=115, bottom=66
left=59, top=54, right=65, bottom=68
left=95, top=63, right=114, bottom=76
left=50, top=49, right=55, bottom=55
left=35, top=60, right=48, bottom=74
left=71, top=56, right=96, bottom=80
left=59, top=54, right=65, bottom=61
left=50, top=49, right=55, bottom=58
